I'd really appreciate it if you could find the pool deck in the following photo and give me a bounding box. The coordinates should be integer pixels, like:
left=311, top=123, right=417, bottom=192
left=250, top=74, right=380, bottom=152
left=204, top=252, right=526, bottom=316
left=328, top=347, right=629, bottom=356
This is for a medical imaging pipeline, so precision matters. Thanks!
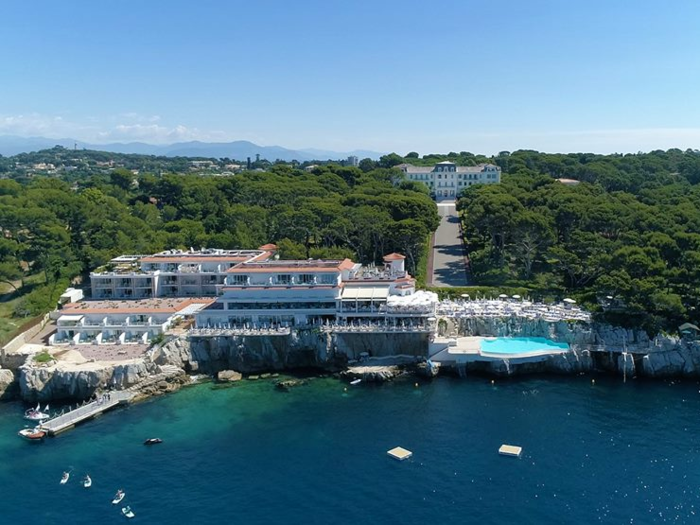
left=429, top=336, right=570, bottom=364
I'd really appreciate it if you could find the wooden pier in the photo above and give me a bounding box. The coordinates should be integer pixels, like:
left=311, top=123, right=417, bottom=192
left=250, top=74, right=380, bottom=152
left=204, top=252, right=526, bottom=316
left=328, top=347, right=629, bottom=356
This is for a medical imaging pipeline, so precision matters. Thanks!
left=39, top=391, right=134, bottom=436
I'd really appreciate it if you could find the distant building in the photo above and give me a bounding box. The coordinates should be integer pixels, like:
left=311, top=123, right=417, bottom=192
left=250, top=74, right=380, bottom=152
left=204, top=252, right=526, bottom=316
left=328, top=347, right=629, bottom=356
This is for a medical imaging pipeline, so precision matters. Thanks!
left=347, top=155, right=359, bottom=167
left=190, top=160, right=216, bottom=170
left=304, top=164, right=319, bottom=172
left=556, top=178, right=580, bottom=186
left=396, top=161, right=501, bottom=200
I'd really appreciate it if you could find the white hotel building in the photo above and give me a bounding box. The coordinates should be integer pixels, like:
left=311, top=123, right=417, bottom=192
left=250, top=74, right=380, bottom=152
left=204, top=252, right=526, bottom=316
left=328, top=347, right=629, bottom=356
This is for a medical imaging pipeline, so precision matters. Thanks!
left=397, top=161, right=501, bottom=200
left=52, top=246, right=437, bottom=345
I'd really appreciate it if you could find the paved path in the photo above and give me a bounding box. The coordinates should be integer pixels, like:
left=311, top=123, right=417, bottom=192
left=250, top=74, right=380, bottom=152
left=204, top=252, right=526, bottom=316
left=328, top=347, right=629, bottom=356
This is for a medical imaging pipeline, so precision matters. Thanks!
left=430, top=201, right=468, bottom=287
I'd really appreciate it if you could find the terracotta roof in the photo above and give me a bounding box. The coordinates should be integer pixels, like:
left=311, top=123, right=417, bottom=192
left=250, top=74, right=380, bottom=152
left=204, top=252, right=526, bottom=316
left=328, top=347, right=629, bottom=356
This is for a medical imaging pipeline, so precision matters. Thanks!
left=383, top=253, right=406, bottom=261
left=228, top=258, right=355, bottom=273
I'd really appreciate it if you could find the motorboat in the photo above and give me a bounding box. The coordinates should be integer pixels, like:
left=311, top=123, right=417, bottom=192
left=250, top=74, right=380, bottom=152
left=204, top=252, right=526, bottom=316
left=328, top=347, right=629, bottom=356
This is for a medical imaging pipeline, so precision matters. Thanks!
left=18, top=427, right=46, bottom=442
left=144, top=438, right=163, bottom=445
left=350, top=379, right=362, bottom=386
left=83, top=475, right=92, bottom=488
left=60, top=472, right=70, bottom=484
left=112, top=490, right=125, bottom=504
left=24, top=403, right=50, bottom=421
left=122, top=506, right=135, bottom=519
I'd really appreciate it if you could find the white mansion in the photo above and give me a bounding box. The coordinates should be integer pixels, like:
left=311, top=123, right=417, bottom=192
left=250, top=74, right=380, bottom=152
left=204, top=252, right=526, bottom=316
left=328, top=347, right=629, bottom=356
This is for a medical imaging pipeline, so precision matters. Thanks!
left=397, top=161, right=501, bottom=200
left=51, top=246, right=437, bottom=345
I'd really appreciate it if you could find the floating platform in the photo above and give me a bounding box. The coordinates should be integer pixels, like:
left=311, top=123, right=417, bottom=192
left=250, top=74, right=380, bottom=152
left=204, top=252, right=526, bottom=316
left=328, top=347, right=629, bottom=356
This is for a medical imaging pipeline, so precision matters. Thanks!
left=387, top=446, right=413, bottom=461
left=498, top=444, right=522, bottom=458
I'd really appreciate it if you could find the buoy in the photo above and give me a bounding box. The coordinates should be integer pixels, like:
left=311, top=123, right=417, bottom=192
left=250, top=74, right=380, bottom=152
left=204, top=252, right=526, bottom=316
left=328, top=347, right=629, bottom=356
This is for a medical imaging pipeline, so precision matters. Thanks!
left=344, top=387, right=347, bottom=392
left=491, top=379, right=495, bottom=385
left=415, top=383, right=419, bottom=388
left=591, top=379, right=596, bottom=385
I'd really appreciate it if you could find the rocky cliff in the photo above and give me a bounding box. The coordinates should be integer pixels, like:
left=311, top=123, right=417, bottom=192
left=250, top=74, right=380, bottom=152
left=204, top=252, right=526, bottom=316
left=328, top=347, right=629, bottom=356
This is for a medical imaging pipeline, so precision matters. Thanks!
left=151, top=330, right=428, bottom=375
left=18, top=360, right=155, bottom=402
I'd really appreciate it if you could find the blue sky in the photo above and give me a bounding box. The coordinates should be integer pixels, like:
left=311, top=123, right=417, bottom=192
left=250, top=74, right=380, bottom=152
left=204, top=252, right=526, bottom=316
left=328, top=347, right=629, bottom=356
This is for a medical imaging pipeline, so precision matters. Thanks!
left=1, top=0, right=699, bottom=154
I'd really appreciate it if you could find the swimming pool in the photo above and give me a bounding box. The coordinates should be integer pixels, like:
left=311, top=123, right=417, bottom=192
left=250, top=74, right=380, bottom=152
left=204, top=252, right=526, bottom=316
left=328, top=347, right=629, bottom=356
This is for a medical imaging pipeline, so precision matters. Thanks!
left=480, top=337, right=569, bottom=355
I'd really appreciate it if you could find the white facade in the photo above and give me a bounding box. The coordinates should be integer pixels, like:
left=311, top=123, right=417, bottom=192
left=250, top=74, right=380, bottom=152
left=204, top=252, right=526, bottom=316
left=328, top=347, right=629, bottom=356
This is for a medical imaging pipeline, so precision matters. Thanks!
left=195, top=251, right=436, bottom=328
left=50, top=298, right=213, bottom=345
left=397, top=161, right=501, bottom=200
left=90, top=249, right=269, bottom=299
left=80, top=246, right=437, bottom=344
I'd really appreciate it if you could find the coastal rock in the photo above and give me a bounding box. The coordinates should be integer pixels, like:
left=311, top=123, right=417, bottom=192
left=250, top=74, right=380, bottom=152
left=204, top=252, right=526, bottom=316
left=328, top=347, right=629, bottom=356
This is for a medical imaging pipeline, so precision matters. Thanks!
left=18, top=360, right=152, bottom=402
left=217, top=370, right=242, bottom=382
left=416, top=360, right=440, bottom=378
left=275, top=379, right=307, bottom=391
left=343, top=365, right=401, bottom=382
left=642, top=350, right=688, bottom=377
left=0, top=368, right=16, bottom=399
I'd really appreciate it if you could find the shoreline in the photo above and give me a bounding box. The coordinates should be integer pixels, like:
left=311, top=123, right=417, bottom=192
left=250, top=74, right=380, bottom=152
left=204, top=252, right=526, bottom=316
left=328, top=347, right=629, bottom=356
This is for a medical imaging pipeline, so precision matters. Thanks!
left=3, top=313, right=700, bottom=403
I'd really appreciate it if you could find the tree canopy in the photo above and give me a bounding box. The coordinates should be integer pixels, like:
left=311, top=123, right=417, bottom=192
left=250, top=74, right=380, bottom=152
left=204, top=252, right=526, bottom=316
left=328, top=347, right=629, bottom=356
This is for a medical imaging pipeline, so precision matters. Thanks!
left=457, top=148, right=700, bottom=334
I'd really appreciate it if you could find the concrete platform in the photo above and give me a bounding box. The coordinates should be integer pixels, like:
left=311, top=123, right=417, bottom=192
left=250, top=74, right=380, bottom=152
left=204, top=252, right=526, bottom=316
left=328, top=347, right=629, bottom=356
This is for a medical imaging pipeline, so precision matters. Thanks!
left=498, top=444, right=522, bottom=458
left=387, top=446, right=413, bottom=461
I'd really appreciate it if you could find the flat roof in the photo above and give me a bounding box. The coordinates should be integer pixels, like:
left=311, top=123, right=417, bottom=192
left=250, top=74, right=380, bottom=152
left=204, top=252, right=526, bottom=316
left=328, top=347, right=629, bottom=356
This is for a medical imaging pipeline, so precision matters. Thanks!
left=341, top=286, right=389, bottom=301
left=58, top=314, right=84, bottom=322
left=61, top=297, right=215, bottom=315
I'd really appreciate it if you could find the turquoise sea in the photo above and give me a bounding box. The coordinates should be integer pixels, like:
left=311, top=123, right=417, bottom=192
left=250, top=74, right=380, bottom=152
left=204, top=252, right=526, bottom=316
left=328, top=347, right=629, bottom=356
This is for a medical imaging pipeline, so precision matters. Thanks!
left=2, top=375, right=700, bottom=524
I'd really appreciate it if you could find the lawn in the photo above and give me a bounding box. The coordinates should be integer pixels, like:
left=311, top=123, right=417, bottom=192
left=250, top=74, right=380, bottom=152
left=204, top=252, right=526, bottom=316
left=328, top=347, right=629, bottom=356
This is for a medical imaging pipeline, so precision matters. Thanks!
left=0, top=274, right=48, bottom=345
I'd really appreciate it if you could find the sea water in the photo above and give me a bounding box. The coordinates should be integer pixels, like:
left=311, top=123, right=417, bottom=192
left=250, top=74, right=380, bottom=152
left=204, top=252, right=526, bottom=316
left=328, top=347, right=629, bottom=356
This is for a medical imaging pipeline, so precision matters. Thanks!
left=1, top=376, right=700, bottom=524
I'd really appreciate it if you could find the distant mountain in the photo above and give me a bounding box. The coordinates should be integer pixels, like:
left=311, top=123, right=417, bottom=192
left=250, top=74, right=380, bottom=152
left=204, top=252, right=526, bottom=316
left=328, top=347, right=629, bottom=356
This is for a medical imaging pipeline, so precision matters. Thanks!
left=0, top=135, right=384, bottom=161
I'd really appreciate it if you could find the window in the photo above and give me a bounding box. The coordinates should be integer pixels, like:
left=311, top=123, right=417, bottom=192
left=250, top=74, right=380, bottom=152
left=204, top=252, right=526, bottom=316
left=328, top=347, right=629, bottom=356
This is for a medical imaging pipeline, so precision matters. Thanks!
left=277, top=274, right=292, bottom=285
left=298, top=274, right=316, bottom=285
left=230, top=274, right=248, bottom=285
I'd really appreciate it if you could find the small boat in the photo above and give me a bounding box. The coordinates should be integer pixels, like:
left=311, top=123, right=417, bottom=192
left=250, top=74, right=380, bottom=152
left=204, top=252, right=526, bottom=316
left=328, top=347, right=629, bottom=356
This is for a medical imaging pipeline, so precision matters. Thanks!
left=144, top=438, right=163, bottom=445
left=24, top=403, right=50, bottom=421
left=18, top=427, right=46, bottom=442
left=112, top=490, right=125, bottom=504
left=122, top=506, right=135, bottom=519
left=350, top=379, right=362, bottom=386
left=60, top=472, right=70, bottom=485
left=83, top=475, right=92, bottom=488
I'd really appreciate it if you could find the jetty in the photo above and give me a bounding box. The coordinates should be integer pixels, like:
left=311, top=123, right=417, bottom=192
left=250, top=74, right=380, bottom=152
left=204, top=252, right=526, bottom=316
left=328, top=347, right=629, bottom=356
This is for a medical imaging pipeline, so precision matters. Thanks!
left=39, top=391, right=133, bottom=436
left=38, top=365, right=184, bottom=436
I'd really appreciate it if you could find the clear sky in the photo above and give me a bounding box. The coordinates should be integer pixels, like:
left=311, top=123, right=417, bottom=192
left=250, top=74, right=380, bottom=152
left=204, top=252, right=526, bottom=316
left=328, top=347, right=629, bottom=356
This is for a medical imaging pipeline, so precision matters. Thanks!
left=1, top=0, right=700, bottom=155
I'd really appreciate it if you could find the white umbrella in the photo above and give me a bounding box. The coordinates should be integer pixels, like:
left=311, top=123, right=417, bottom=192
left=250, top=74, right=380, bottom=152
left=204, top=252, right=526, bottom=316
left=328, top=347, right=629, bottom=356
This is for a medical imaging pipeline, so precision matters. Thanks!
left=563, top=298, right=576, bottom=304
left=461, top=293, right=470, bottom=298
left=498, top=294, right=508, bottom=298
left=512, top=295, right=521, bottom=300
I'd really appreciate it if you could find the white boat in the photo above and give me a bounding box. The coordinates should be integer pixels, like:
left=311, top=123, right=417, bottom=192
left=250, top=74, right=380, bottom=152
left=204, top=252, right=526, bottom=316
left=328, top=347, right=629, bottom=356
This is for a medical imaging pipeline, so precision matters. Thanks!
left=122, top=506, right=135, bottom=518
left=83, top=475, right=92, bottom=488
left=60, top=472, right=70, bottom=484
left=350, top=379, right=362, bottom=386
left=24, top=403, right=50, bottom=421
left=112, top=491, right=125, bottom=504
left=18, top=427, right=46, bottom=442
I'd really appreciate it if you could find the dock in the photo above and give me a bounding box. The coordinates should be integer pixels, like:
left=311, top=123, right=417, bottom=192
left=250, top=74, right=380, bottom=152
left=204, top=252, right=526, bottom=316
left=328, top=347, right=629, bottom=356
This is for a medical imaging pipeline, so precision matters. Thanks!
left=498, top=444, right=522, bottom=458
left=37, top=365, right=184, bottom=437
left=39, top=391, right=134, bottom=436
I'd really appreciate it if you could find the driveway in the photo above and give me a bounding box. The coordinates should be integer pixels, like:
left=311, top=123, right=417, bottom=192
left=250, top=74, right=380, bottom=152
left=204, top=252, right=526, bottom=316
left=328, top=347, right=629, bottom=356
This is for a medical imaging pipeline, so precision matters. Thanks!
left=430, top=201, right=468, bottom=287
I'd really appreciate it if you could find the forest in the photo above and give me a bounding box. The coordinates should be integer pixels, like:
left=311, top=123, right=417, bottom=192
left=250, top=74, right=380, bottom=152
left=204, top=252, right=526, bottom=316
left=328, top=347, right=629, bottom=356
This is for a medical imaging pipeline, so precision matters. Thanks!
left=457, top=148, right=700, bottom=334
left=0, top=162, right=438, bottom=323
left=3, top=146, right=700, bottom=337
